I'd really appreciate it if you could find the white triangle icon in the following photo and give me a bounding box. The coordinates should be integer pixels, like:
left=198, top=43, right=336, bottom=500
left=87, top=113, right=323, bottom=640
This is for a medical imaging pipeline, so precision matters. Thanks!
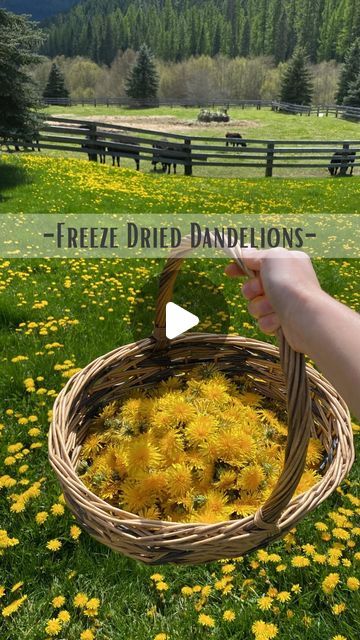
left=166, top=302, right=199, bottom=339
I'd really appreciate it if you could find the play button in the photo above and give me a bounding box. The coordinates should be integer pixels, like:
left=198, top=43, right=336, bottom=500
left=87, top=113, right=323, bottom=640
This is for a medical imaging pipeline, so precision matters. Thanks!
left=166, top=302, right=199, bottom=339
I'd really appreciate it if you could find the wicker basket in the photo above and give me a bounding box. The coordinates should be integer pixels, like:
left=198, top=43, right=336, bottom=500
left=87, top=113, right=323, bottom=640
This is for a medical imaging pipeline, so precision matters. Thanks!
left=49, top=240, right=354, bottom=565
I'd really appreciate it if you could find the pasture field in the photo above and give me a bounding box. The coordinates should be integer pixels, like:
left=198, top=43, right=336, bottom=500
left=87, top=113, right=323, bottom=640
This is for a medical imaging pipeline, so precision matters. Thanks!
left=0, top=107, right=359, bottom=640
left=1, top=154, right=360, bottom=214
left=39, top=106, right=360, bottom=179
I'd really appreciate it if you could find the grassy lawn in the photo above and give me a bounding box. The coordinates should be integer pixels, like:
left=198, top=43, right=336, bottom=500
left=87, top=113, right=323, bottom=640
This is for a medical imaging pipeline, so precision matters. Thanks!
left=0, top=126, right=359, bottom=640
left=45, top=105, right=360, bottom=141
left=1, top=154, right=360, bottom=214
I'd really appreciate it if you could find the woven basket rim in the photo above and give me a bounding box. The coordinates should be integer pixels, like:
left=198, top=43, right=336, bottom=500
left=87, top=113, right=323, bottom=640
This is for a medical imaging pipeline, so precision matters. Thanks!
left=49, top=331, right=354, bottom=531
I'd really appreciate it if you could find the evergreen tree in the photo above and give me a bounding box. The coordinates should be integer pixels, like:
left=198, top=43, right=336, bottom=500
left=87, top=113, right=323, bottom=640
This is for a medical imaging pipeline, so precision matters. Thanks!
left=280, top=47, right=313, bottom=104
left=125, top=44, right=159, bottom=105
left=336, top=38, right=360, bottom=104
left=343, top=73, right=360, bottom=107
left=0, top=9, right=44, bottom=142
left=43, top=62, right=69, bottom=99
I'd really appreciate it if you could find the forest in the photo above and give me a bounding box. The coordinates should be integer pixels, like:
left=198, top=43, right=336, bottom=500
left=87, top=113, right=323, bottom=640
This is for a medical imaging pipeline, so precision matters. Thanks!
left=43, top=0, right=360, bottom=66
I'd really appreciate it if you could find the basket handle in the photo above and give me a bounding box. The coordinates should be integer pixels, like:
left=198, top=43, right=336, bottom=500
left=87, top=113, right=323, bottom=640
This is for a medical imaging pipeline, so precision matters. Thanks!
left=152, top=235, right=313, bottom=531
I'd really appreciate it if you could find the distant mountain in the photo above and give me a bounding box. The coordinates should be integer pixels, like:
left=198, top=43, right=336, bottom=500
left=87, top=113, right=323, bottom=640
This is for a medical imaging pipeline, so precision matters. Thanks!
left=0, top=0, right=79, bottom=21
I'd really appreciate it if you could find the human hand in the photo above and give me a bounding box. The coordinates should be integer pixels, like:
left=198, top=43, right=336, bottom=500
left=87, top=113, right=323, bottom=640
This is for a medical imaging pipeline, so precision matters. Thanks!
left=225, top=248, right=324, bottom=353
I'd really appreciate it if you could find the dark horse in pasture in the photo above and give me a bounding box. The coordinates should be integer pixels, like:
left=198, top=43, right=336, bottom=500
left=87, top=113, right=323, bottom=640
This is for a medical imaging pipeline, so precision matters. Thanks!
left=225, top=132, right=247, bottom=148
left=328, top=149, right=356, bottom=176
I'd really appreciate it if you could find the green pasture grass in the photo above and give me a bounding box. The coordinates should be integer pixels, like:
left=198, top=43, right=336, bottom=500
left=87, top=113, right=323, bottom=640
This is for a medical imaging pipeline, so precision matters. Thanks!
left=0, top=254, right=359, bottom=640
left=1, top=154, right=360, bottom=214
left=0, top=144, right=359, bottom=640
left=45, top=105, right=360, bottom=142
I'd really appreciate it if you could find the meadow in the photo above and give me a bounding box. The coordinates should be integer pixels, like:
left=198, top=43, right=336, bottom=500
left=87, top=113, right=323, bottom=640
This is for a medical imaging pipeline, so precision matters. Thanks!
left=0, top=107, right=359, bottom=640
left=39, top=106, right=360, bottom=179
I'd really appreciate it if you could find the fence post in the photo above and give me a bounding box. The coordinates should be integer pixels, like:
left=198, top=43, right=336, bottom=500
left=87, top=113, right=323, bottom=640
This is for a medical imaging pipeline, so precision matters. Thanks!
left=265, top=142, right=275, bottom=177
left=184, top=137, right=192, bottom=176
left=340, top=142, right=350, bottom=176
left=86, top=124, right=98, bottom=162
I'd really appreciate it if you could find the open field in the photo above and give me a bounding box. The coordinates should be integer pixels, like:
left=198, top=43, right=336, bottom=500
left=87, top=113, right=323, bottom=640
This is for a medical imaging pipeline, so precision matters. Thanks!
left=1, top=154, right=360, bottom=214
left=0, top=146, right=360, bottom=639
left=38, top=107, right=360, bottom=179
left=0, top=252, right=359, bottom=640
left=45, top=106, right=360, bottom=141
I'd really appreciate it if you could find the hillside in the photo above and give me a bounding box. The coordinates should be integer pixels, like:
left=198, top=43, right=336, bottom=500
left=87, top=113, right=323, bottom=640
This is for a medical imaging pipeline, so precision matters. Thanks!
left=0, top=0, right=78, bottom=21
left=42, top=0, right=360, bottom=65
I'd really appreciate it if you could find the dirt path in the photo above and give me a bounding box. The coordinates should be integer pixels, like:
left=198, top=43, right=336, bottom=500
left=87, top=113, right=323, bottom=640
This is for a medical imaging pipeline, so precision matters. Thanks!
left=52, top=114, right=262, bottom=134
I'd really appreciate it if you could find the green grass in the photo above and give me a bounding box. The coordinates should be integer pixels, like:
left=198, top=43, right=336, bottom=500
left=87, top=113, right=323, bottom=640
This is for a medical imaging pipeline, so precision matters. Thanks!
left=1, top=154, right=360, bottom=214
left=45, top=105, right=360, bottom=141
left=0, top=110, right=359, bottom=640
left=0, top=254, right=359, bottom=640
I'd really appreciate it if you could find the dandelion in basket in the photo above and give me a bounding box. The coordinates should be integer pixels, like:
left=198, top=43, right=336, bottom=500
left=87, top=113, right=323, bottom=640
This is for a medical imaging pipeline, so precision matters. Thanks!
left=78, top=365, right=323, bottom=523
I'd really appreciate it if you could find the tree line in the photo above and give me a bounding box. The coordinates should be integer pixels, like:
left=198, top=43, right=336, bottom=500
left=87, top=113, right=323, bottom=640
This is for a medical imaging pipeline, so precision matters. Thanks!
left=33, top=51, right=342, bottom=106
left=43, top=0, right=360, bottom=66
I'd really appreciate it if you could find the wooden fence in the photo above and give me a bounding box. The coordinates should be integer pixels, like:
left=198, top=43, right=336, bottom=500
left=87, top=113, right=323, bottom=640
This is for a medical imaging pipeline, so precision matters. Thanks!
left=42, top=97, right=360, bottom=121
left=1, top=116, right=359, bottom=178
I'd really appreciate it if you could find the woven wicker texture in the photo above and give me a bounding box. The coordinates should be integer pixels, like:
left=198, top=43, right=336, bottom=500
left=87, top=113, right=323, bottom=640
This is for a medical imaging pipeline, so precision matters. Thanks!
left=49, top=240, right=354, bottom=564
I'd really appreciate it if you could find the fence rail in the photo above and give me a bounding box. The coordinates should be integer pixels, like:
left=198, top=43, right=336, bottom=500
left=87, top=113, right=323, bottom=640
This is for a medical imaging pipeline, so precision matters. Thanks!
left=42, top=97, right=360, bottom=120
left=1, top=115, right=359, bottom=177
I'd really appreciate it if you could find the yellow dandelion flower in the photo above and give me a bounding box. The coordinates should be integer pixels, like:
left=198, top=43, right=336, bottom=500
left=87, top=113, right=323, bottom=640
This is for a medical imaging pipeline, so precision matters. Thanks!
left=181, top=586, right=193, bottom=596
left=306, top=438, right=324, bottom=465
left=258, top=596, right=273, bottom=611
left=252, top=620, right=278, bottom=639
left=347, top=577, right=359, bottom=590
left=80, top=631, right=95, bottom=640
left=239, top=465, right=265, bottom=492
left=215, top=469, right=237, bottom=491
left=150, top=574, right=164, bottom=582
left=185, top=415, right=218, bottom=446
left=156, top=582, right=169, bottom=591
left=158, top=430, right=184, bottom=465
left=45, top=618, right=62, bottom=636
left=291, top=555, right=310, bottom=568
left=57, top=609, right=70, bottom=623
left=52, top=596, right=65, bottom=608
left=73, top=593, right=88, bottom=608
left=127, top=435, right=162, bottom=471
left=166, top=463, right=193, bottom=499
left=36, top=511, right=48, bottom=525
left=2, top=595, right=27, bottom=617
left=322, top=573, right=340, bottom=594
left=332, top=603, right=346, bottom=615
left=51, top=504, right=65, bottom=517
left=198, top=613, right=215, bottom=628
left=223, top=609, right=236, bottom=621
left=70, top=525, right=81, bottom=540
left=198, top=491, right=232, bottom=523
left=277, top=591, right=291, bottom=603
left=154, top=634, right=169, bottom=640
left=46, top=539, right=62, bottom=552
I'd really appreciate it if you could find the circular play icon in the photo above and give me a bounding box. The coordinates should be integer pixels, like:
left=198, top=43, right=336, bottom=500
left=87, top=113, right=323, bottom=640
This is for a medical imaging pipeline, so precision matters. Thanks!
left=129, top=262, right=231, bottom=341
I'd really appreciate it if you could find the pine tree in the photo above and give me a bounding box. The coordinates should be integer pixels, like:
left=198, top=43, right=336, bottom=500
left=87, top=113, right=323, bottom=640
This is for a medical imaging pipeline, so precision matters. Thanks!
left=336, top=38, right=360, bottom=104
left=343, top=73, right=360, bottom=107
left=125, top=44, right=159, bottom=106
left=0, top=9, right=44, bottom=142
left=43, top=63, right=69, bottom=100
left=280, top=47, right=313, bottom=104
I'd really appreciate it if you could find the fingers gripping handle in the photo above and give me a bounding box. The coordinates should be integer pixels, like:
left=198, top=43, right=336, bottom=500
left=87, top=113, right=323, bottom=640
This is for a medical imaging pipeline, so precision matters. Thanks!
left=152, top=235, right=313, bottom=531
left=152, top=235, right=254, bottom=341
